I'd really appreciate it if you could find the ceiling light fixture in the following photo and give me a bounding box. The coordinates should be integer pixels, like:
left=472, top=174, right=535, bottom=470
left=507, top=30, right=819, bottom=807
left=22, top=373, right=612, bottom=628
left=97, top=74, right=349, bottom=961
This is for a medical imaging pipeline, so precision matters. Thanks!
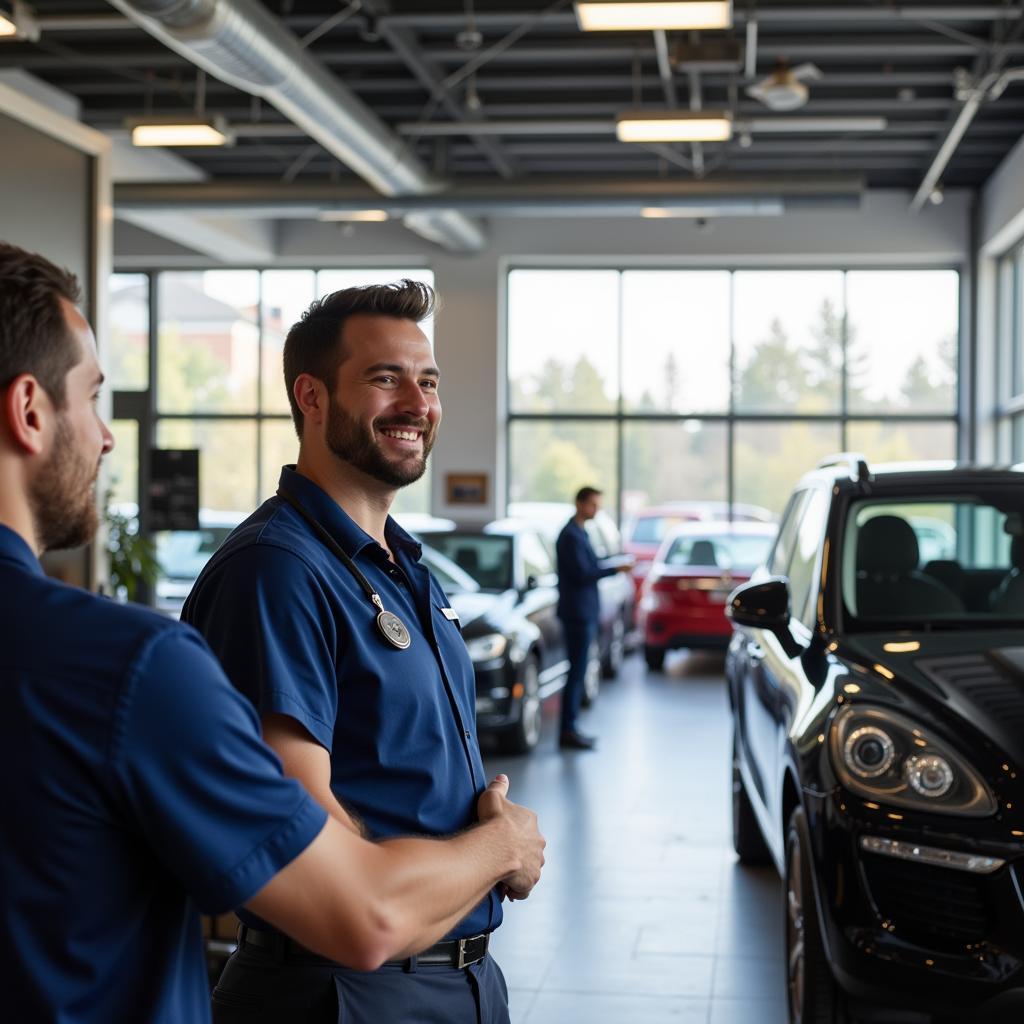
left=318, top=209, right=390, bottom=223
left=0, top=1, right=39, bottom=40
left=129, top=116, right=233, bottom=147
left=617, top=110, right=732, bottom=143
left=576, top=0, right=732, bottom=31
left=641, top=200, right=783, bottom=218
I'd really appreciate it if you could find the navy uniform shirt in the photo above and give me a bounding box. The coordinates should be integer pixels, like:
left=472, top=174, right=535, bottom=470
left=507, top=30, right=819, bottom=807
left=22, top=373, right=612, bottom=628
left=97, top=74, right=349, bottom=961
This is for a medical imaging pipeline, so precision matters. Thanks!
left=0, top=525, right=327, bottom=1024
left=556, top=519, right=617, bottom=622
left=182, top=466, right=501, bottom=938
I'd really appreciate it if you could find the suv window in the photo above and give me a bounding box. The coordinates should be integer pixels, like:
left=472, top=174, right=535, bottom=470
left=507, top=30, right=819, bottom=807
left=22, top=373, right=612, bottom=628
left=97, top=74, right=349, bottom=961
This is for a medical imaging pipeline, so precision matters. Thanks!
left=769, top=491, right=808, bottom=576
left=842, top=493, right=1023, bottom=627
left=786, top=488, right=831, bottom=629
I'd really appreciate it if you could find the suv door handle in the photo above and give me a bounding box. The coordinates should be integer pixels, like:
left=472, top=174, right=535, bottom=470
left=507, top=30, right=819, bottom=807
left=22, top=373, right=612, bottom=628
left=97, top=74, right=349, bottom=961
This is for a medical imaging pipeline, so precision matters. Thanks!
left=746, top=641, right=765, bottom=662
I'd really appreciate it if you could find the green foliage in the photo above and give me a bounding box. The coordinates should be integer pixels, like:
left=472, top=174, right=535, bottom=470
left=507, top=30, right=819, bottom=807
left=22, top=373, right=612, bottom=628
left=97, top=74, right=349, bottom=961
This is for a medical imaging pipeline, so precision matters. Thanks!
left=509, top=296, right=957, bottom=516
left=104, top=495, right=161, bottom=603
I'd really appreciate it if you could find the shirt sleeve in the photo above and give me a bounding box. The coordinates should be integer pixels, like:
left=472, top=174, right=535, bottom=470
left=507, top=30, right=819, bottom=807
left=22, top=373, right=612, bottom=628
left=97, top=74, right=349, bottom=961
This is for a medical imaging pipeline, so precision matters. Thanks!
left=112, top=627, right=329, bottom=914
left=185, top=544, right=339, bottom=751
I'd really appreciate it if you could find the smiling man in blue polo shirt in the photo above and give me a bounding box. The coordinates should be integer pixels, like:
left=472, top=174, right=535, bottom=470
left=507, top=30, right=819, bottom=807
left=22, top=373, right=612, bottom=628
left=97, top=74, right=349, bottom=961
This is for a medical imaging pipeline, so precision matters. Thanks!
left=0, top=245, right=544, bottom=1024
left=183, top=280, right=538, bottom=1023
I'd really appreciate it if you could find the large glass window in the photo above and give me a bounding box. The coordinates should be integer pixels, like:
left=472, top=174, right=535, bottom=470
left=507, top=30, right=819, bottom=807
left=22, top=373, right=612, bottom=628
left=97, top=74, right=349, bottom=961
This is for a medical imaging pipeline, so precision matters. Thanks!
left=733, top=271, right=844, bottom=414
left=108, top=274, right=149, bottom=391
left=508, top=270, right=619, bottom=414
left=507, top=268, right=958, bottom=524
left=621, top=271, right=730, bottom=413
left=845, top=271, right=958, bottom=415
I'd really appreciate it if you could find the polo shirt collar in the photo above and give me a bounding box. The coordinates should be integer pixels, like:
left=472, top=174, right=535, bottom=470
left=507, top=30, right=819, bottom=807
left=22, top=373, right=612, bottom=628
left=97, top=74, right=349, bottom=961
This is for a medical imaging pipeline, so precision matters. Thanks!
left=0, top=524, right=44, bottom=577
left=277, top=466, right=422, bottom=562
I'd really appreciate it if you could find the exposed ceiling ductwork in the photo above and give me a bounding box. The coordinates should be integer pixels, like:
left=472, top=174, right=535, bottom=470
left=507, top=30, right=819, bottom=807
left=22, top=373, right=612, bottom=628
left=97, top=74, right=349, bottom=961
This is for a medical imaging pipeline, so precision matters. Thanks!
left=104, top=0, right=486, bottom=252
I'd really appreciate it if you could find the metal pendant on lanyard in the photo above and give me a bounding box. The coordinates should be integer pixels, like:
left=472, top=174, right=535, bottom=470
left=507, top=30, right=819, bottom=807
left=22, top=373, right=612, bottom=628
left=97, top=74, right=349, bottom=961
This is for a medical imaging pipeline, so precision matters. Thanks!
left=277, top=489, right=412, bottom=651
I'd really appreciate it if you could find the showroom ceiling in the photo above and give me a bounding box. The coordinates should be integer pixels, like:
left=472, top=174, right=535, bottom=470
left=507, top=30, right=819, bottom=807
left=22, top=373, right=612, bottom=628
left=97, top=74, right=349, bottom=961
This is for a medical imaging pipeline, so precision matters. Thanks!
left=3, top=0, right=1024, bottom=195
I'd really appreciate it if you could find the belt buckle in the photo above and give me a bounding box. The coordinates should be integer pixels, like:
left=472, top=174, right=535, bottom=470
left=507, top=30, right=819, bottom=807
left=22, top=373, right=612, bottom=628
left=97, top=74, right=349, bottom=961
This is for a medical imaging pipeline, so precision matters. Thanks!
left=456, top=935, right=484, bottom=969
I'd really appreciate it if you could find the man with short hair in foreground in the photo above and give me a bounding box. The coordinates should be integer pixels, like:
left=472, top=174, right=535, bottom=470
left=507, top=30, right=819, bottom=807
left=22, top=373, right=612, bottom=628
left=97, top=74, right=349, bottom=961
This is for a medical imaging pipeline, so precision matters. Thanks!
left=0, top=241, right=545, bottom=1024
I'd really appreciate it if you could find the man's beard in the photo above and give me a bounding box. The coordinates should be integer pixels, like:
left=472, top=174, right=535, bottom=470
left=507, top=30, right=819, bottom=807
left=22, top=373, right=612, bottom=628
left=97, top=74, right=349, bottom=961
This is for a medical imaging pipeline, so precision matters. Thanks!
left=325, top=397, right=435, bottom=489
left=30, top=414, right=100, bottom=551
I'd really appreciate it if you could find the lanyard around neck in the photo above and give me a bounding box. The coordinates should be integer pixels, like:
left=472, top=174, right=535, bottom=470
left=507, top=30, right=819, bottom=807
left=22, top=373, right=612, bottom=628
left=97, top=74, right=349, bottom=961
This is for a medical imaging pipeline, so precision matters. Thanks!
left=276, top=488, right=412, bottom=650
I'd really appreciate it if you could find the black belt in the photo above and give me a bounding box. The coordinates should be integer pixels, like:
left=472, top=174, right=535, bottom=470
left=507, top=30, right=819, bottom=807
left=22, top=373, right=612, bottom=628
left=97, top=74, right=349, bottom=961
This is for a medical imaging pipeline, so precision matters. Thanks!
left=237, top=925, right=489, bottom=969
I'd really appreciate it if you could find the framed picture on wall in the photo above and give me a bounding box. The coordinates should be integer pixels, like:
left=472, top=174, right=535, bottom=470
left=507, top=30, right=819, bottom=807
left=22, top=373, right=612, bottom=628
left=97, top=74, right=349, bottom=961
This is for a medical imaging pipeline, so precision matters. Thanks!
left=445, top=472, right=488, bottom=505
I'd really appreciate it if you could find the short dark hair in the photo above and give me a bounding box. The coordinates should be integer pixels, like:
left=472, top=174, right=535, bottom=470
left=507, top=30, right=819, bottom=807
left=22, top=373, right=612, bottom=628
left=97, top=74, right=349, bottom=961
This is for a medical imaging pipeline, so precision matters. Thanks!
left=283, top=279, right=436, bottom=438
left=575, top=486, right=602, bottom=504
left=0, top=242, right=82, bottom=409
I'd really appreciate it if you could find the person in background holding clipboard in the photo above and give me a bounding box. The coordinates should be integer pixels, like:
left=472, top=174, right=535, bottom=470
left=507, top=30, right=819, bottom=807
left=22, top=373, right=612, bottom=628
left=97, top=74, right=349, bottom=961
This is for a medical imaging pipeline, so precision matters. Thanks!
left=555, top=487, right=634, bottom=751
left=183, top=281, right=543, bottom=1024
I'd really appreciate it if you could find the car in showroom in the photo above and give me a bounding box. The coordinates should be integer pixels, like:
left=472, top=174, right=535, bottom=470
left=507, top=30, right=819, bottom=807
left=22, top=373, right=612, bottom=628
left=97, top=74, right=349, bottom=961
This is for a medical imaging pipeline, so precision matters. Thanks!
left=637, top=520, right=776, bottom=670
left=622, top=500, right=775, bottom=600
left=416, top=521, right=593, bottom=751
left=726, top=454, right=1024, bottom=1023
left=504, top=501, right=635, bottom=678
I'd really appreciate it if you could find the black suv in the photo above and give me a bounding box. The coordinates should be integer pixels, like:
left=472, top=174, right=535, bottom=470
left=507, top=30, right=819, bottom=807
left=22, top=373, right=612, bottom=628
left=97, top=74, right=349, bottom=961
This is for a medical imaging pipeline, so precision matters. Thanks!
left=726, top=455, right=1024, bottom=1023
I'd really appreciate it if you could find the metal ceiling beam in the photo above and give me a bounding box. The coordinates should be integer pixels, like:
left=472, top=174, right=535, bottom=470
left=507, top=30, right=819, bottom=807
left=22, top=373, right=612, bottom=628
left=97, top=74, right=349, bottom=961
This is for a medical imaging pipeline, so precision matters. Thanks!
left=911, top=4, right=1024, bottom=209
left=374, top=20, right=517, bottom=178
left=114, top=174, right=864, bottom=212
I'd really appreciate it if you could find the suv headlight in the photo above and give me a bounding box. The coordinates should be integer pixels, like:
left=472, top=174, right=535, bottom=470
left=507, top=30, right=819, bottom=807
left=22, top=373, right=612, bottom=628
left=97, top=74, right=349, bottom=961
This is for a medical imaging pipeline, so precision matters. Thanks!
left=829, top=705, right=997, bottom=818
left=465, top=633, right=508, bottom=663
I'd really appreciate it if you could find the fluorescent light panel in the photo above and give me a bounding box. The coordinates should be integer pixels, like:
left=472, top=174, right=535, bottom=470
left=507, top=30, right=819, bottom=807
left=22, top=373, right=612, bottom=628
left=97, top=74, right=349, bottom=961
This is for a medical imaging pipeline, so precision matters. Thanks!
left=0, top=12, right=17, bottom=35
left=318, top=209, right=390, bottom=223
left=642, top=201, right=783, bottom=218
left=576, top=1, right=732, bottom=31
left=617, top=110, right=732, bottom=143
left=130, top=119, right=231, bottom=147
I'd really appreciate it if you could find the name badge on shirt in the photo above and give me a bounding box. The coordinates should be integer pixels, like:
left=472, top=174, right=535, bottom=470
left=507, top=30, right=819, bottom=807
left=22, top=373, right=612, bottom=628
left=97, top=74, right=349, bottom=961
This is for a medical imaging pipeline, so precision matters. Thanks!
left=441, top=607, right=460, bottom=624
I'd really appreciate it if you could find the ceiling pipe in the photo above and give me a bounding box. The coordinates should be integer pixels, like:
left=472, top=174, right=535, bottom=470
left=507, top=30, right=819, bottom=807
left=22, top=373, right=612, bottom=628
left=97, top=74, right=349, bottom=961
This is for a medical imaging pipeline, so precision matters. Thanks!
left=104, top=0, right=486, bottom=252
left=114, top=175, right=865, bottom=217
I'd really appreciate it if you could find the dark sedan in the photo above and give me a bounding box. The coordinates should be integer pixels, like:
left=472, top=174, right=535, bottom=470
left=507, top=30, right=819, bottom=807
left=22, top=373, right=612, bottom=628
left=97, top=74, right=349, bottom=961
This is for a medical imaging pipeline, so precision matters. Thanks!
left=727, top=456, right=1024, bottom=1023
left=418, top=524, right=583, bottom=753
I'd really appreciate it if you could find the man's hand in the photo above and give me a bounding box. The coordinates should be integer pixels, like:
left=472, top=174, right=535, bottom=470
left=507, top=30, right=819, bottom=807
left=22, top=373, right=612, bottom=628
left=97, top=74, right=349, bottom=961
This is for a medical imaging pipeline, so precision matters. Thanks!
left=477, top=774, right=545, bottom=899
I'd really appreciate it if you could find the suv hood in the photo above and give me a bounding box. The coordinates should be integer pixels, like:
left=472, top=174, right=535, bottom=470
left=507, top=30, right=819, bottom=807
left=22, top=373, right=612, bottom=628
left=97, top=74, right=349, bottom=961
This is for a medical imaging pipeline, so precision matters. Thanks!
left=836, top=631, right=1024, bottom=764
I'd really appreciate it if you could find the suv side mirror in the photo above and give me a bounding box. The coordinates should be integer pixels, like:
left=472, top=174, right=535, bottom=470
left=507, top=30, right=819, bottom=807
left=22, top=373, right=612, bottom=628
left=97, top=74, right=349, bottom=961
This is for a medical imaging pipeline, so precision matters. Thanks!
left=727, top=577, right=791, bottom=632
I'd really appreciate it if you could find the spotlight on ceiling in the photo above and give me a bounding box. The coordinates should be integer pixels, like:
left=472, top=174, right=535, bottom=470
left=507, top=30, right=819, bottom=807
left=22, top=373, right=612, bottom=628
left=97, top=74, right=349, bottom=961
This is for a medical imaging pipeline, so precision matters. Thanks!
left=616, top=110, right=732, bottom=143
left=575, top=1, right=732, bottom=31
left=128, top=116, right=233, bottom=147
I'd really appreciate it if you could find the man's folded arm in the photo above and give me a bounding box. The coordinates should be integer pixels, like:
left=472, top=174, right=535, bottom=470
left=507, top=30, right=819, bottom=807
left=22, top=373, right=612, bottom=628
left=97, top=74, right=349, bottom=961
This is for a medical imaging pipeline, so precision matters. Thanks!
left=244, top=774, right=543, bottom=970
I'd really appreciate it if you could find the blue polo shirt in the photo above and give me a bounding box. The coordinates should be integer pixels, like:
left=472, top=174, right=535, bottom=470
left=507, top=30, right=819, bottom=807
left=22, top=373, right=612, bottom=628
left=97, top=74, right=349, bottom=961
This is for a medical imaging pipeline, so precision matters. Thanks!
left=0, top=525, right=327, bottom=1024
left=182, top=466, right=501, bottom=939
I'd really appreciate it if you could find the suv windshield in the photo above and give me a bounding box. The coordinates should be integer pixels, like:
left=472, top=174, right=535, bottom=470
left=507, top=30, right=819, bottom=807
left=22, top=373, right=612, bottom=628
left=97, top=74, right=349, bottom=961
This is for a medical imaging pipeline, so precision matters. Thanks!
left=418, top=533, right=514, bottom=591
left=842, top=492, right=1024, bottom=629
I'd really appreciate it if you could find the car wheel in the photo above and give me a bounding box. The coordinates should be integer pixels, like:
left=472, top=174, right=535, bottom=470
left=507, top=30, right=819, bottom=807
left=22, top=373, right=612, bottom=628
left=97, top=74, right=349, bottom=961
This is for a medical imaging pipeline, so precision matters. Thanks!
left=785, top=806, right=848, bottom=1024
left=601, top=616, right=626, bottom=679
left=644, top=645, right=665, bottom=672
left=500, top=657, right=542, bottom=754
left=581, top=642, right=601, bottom=707
left=732, top=733, right=771, bottom=865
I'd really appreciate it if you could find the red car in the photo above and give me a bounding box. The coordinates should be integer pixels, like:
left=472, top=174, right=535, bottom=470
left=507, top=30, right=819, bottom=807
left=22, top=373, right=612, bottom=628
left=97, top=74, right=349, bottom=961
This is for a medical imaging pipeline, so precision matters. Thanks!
left=622, top=501, right=774, bottom=601
left=638, top=520, right=777, bottom=670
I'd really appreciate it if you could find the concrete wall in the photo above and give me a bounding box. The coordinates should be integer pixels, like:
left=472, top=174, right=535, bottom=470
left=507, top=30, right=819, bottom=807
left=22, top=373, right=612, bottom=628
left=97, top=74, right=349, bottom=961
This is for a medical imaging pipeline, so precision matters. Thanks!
left=114, top=189, right=972, bottom=520
left=0, top=111, right=92, bottom=318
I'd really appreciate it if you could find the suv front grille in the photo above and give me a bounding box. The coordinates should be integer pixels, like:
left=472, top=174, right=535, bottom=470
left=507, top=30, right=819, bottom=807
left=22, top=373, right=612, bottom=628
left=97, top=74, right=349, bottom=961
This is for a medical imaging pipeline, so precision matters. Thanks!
left=862, top=852, right=993, bottom=949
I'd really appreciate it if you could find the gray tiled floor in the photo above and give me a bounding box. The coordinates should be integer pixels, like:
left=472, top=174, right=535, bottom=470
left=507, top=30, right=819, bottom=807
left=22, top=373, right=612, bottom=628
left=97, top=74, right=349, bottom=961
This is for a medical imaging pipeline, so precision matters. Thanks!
left=482, top=650, right=788, bottom=1024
